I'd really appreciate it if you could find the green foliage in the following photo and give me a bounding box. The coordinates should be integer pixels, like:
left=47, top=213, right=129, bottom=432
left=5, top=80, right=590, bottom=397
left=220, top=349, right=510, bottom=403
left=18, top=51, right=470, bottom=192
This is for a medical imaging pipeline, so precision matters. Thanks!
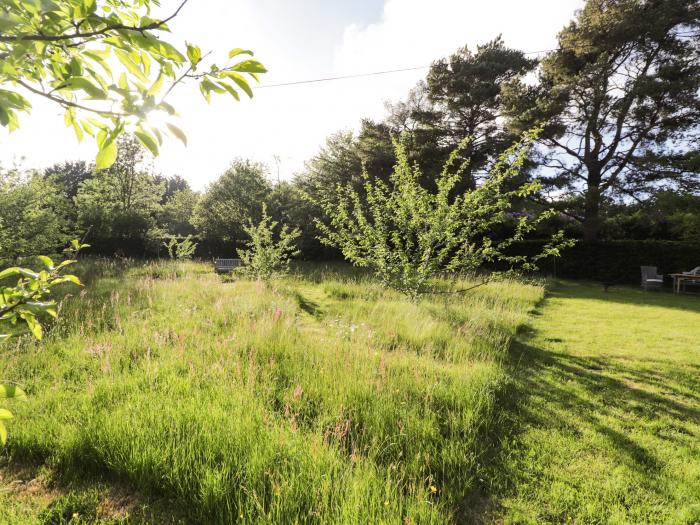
left=163, top=235, right=197, bottom=260
left=44, top=160, right=94, bottom=200
left=239, top=204, right=300, bottom=280
left=0, top=169, right=73, bottom=260
left=601, top=190, right=700, bottom=242
left=157, top=187, right=199, bottom=236
left=415, top=37, right=537, bottom=186
left=512, top=239, right=700, bottom=283
left=318, top=132, right=572, bottom=299
left=193, top=159, right=272, bottom=245
left=267, top=181, right=325, bottom=258
left=0, top=0, right=265, bottom=167
left=0, top=240, right=87, bottom=445
left=75, top=135, right=163, bottom=244
left=0, top=384, right=25, bottom=446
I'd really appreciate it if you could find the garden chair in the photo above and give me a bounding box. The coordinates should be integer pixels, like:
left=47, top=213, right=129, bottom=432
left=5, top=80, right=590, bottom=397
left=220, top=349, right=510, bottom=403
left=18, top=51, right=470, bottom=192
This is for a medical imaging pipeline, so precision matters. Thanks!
left=681, top=266, right=700, bottom=293
left=640, top=266, right=663, bottom=291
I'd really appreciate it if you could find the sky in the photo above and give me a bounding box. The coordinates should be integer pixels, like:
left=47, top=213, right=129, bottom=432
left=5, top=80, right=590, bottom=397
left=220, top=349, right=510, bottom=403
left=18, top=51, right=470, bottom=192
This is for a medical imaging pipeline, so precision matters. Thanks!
left=0, top=0, right=584, bottom=189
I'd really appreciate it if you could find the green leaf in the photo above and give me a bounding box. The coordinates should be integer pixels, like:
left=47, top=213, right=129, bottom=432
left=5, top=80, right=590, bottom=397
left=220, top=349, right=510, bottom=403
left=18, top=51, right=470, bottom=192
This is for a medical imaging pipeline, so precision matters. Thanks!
left=115, top=49, right=149, bottom=83
left=73, top=119, right=84, bottom=143
left=0, top=385, right=26, bottom=400
left=96, top=140, right=118, bottom=169
left=223, top=71, right=253, bottom=98
left=66, top=77, right=107, bottom=99
left=64, top=108, right=75, bottom=128
left=55, top=260, right=76, bottom=271
left=0, top=409, right=13, bottom=420
left=84, top=50, right=113, bottom=79
left=81, top=119, right=95, bottom=137
left=118, top=72, right=129, bottom=90
left=59, top=275, right=82, bottom=286
left=231, top=60, right=267, bottom=74
left=158, top=101, right=177, bottom=116
left=0, top=268, right=20, bottom=280
left=135, top=129, right=159, bottom=157
left=140, top=51, right=152, bottom=77
left=147, top=72, right=164, bottom=97
left=186, top=44, right=202, bottom=66
left=0, top=106, right=11, bottom=127
left=18, top=269, right=39, bottom=279
left=166, top=123, right=187, bottom=146
left=21, top=312, right=43, bottom=340
left=220, top=82, right=240, bottom=101
left=199, top=80, right=212, bottom=103
left=229, top=48, right=254, bottom=59
left=37, top=256, right=54, bottom=270
left=0, top=422, right=6, bottom=445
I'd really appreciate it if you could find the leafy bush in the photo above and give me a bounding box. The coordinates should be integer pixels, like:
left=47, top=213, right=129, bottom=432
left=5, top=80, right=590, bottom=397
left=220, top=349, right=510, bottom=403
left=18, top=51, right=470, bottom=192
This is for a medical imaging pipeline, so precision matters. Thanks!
left=239, top=204, right=301, bottom=280
left=318, top=133, right=571, bottom=299
left=163, top=235, right=198, bottom=260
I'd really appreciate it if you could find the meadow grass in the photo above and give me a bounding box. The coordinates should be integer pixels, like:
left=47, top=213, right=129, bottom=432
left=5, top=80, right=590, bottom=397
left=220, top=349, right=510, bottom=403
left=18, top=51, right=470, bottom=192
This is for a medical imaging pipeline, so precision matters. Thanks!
left=491, top=281, right=700, bottom=524
left=0, top=259, right=542, bottom=524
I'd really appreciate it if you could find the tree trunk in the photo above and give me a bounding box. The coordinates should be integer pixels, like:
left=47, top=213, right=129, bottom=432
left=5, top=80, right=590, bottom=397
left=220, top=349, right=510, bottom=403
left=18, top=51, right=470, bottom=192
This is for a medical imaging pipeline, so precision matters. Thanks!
left=583, top=183, right=601, bottom=242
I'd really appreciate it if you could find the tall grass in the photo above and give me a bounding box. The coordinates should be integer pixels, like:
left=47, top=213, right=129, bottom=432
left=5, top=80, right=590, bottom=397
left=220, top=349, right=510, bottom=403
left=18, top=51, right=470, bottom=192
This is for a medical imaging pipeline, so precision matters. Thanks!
left=1, top=259, right=542, bottom=523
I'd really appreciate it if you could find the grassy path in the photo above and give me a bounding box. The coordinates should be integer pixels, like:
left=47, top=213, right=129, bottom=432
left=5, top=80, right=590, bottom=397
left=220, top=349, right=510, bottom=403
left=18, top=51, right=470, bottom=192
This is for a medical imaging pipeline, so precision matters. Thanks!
left=494, top=282, right=700, bottom=524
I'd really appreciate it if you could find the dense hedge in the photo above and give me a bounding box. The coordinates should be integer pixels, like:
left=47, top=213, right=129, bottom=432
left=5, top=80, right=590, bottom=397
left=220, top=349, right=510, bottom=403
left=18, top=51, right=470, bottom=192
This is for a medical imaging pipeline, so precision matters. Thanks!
left=75, top=237, right=700, bottom=285
left=511, top=240, right=700, bottom=284
left=84, top=236, right=342, bottom=261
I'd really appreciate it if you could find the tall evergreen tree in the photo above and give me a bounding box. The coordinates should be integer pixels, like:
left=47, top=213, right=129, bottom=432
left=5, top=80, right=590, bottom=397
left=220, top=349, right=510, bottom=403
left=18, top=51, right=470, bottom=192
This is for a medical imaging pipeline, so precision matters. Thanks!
left=415, top=37, right=537, bottom=187
left=505, top=0, right=700, bottom=240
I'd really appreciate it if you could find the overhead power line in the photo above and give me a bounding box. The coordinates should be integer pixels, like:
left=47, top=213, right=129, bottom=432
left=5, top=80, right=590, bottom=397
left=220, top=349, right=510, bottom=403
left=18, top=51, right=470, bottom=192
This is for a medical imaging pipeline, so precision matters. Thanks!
left=253, top=48, right=560, bottom=90
left=253, top=33, right=699, bottom=90
left=254, top=65, right=430, bottom=89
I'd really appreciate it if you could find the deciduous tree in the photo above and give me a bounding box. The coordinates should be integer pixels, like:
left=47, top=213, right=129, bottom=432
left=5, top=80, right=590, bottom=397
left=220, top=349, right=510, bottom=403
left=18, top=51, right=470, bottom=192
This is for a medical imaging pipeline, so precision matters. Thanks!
left=0, top=169, right=72, bottom=259
left=318, top=133, right=570, bottom=300
left=193, top=160, right=271, bottom=251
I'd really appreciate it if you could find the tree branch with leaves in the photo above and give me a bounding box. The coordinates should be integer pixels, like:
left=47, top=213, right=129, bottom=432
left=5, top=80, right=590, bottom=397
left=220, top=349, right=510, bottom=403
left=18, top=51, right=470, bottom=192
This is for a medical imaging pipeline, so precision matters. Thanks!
left=0, top=239, right=88, bottom=444
left=0, top=0, right=266, bottom=168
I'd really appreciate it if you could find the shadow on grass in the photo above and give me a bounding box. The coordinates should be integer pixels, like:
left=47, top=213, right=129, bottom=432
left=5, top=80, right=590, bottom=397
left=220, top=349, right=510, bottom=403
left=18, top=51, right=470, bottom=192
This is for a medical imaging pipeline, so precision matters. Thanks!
left=0, top=458, right=189, bottom=524
left=551, top=279, right=700, bottom=314
left=464, top=286, right=700, bottom=523
left=292, top=290, right=323, bottom=317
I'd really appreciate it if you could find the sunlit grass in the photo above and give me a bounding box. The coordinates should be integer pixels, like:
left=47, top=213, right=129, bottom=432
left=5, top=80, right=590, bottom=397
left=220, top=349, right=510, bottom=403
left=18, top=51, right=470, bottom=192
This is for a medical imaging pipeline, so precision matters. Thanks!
left=0, top=259, right=542, bottom=524
left=493, top=281, right=700, bottom=524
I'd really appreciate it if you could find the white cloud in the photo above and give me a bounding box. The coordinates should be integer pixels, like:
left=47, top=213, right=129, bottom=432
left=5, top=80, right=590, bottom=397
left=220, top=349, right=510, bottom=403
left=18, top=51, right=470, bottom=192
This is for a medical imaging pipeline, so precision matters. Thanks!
left=0, top=0, right=583, bottom=189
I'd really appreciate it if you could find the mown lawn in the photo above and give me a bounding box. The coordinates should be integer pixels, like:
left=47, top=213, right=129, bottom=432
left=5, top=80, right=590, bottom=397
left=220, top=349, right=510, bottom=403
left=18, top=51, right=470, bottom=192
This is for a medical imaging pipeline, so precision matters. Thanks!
left=0, top=260, right=542, bottom=524
left=494, top=281, right=700, bottom=524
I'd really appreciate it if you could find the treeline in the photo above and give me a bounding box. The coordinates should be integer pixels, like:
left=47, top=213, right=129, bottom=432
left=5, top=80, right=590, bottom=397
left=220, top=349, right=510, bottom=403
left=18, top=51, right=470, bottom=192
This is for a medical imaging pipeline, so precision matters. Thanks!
left=1, top=0, right=699, bottom=261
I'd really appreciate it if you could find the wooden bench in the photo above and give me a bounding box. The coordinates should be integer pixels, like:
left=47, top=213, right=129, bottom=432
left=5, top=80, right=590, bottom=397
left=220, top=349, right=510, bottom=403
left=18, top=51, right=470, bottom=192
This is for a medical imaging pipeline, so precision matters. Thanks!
left=213, top=258, right=242, bottom=273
